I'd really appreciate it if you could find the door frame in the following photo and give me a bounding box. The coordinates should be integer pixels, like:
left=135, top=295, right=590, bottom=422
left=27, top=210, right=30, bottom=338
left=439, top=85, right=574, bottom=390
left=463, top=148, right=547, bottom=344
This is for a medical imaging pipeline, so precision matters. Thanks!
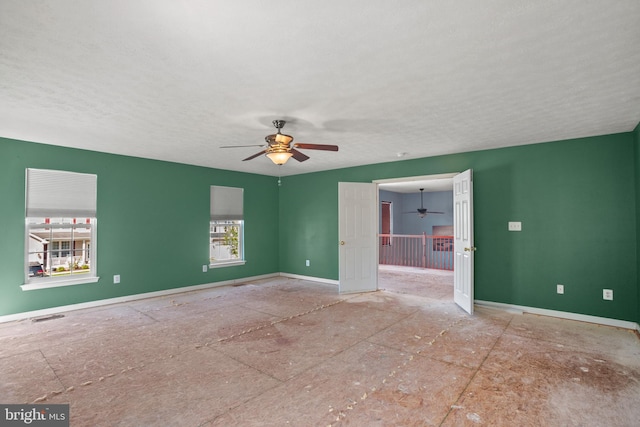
left=373, top=172, right=468, bottom=303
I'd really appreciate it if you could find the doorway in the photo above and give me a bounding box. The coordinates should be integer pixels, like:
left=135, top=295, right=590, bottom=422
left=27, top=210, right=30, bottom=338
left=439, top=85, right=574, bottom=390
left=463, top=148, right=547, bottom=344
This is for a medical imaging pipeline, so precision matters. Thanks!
left=338, top=171, right=474, bottom=313
left=375, top=173, right=457, bottom=302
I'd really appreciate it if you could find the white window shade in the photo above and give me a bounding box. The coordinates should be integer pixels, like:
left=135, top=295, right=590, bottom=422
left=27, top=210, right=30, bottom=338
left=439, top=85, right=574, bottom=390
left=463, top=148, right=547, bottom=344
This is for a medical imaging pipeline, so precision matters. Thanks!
left=210, top=185, right=243, bottom=221
left=26, top=169, right=97, bottom=217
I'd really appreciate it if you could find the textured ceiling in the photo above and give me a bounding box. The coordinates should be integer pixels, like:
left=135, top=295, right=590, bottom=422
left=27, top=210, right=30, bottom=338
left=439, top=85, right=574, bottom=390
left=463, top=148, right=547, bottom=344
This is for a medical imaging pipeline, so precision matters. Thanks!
left=1, top=1, right=639, bottom=177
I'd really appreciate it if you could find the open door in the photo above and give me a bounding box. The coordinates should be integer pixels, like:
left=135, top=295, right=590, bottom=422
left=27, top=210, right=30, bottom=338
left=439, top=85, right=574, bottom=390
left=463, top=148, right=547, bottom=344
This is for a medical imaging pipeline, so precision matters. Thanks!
left=338, top=182, right=378, bottom=294
left=453, top=169, right=475, bottom=314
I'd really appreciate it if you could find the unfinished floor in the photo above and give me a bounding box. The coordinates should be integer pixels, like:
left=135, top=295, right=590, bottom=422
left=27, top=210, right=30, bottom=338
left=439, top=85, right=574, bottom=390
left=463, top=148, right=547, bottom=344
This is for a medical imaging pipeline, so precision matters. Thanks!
left=1, top=267, right=639, bottom=426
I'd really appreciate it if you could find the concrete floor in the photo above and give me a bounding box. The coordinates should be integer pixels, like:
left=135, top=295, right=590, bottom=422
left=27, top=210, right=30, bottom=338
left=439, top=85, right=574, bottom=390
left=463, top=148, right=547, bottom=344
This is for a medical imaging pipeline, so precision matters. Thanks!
left=1, top=267, right=639, bottom=426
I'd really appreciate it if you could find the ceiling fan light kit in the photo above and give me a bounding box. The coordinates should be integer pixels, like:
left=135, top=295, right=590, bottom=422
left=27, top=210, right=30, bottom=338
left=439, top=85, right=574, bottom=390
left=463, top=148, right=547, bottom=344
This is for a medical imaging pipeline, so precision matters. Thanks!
left=266, top=151, right=293, bottom=165
left=222, top=119, right=338, bottom=166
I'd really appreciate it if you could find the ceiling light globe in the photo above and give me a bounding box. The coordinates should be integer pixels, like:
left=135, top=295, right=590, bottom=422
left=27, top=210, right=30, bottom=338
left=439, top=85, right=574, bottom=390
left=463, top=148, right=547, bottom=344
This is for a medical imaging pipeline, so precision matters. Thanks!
left=266, top=151, right=293, bottom=165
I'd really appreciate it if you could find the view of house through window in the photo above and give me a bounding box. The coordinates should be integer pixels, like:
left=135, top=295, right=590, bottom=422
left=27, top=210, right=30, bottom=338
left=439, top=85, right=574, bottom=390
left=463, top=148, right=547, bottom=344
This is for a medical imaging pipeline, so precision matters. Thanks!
left=210, top=185, right=244, bottom=265
left=27, top=217, right=95, bottom=279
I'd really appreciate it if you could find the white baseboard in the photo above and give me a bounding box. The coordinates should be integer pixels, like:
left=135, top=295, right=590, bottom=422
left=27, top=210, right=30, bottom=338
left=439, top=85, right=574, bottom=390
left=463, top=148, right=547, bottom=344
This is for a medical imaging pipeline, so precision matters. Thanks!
left=2, top=277, right=637, bottom=333
left=279, top=272, right=339, bottom=286
left=0, top=272, right=280, bottom=324
left=475, top=299, right=640, bottom=331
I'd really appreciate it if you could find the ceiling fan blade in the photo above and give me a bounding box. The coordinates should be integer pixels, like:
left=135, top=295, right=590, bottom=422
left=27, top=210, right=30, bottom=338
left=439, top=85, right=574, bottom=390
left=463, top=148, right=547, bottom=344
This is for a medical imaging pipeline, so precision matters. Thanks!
left=401, top=210, right=444, bottom=215
left=242, top=150, right=267, bottom=161
left=290, top=149, right=310, bottom=162
left=293, top=143, right=339, bottom=151
left=220, top=144, right=265, bottom=148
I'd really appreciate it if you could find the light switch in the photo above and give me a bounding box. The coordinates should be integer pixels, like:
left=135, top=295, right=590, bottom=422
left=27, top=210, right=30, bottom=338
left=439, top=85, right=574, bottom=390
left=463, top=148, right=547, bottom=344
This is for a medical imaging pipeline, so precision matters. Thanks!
left=508, top=221, right=522, bottom=231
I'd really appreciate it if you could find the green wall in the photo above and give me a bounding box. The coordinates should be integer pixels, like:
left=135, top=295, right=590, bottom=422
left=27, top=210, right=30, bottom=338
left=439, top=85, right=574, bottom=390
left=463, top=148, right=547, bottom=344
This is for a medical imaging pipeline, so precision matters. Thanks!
left=2, top=130, right=639, bottom=324
left=0, top=137, right=280, bottom=316
left=279, top=132, right=639, bottom=322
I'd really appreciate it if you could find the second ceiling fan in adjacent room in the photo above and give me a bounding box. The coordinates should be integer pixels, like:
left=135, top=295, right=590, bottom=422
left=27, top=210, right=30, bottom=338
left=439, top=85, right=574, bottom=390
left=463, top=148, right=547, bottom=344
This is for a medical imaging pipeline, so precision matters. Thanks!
left=404, top=188, right=445, bottom=218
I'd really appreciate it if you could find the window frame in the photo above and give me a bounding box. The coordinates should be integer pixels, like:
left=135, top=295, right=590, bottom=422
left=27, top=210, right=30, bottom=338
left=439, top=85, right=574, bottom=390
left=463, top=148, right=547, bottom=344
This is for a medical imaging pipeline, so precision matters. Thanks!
left=23, top=217, right=99, bottom=290
left=22, top=169, right=99, bottom=291
left=209, top=185, right=245, bottom=268
left=209, top=219, right=245, bottom=268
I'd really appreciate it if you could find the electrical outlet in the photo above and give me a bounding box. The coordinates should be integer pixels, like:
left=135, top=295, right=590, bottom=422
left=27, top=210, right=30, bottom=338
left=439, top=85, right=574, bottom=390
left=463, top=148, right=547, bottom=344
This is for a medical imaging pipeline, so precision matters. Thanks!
left=508, top=221, right=522, bottom=231
left=113, top=275, right=120, bottom=284
left=202, top=265, right=208, bottom=273
left=306, top=259, right=310, bottom=267
left=603, top=289, right=613, bottom=300
left=557, top=284, right=564, bottom=294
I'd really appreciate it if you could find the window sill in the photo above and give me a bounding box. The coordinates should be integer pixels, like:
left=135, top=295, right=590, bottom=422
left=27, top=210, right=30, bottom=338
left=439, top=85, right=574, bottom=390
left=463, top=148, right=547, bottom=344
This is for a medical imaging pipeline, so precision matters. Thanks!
left=21, top=276, right=100, bottom=291
left=209, top=260, right=246, bottom=269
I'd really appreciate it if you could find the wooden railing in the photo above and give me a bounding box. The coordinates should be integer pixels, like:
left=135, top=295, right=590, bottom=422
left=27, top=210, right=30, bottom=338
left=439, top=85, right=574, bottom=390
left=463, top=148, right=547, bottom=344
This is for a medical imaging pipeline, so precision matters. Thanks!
left=379, top=233, right=453, bottom=270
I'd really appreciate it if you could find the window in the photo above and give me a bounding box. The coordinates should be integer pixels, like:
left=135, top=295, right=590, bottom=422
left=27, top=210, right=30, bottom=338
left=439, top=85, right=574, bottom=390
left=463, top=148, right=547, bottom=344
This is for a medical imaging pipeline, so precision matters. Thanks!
left=24, top=169, right=98, bottom=290
left=381, top=201, right=392, bottom=246
left=210, top=185, right=244, bottom=267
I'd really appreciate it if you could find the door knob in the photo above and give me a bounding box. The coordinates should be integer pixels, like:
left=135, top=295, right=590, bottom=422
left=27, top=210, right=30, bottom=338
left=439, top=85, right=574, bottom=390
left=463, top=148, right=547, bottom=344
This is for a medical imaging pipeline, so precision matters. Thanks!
left=464, top=246, right=477, bottom=252
left=340, top=241, right=345, bottom=245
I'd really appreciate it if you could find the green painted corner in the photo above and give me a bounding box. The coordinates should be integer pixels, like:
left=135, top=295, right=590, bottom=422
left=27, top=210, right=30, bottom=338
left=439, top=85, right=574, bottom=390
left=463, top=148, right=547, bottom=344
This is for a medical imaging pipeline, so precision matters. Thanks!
left=0, top=137, right=279, bottom=316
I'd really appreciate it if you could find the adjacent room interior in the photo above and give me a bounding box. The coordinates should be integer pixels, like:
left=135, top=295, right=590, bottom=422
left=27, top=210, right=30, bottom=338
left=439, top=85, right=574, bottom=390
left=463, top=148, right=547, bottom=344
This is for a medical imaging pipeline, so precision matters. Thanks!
left=1, top=1, right=639, bottom=426
left=377, top=176, right=455, bottom=300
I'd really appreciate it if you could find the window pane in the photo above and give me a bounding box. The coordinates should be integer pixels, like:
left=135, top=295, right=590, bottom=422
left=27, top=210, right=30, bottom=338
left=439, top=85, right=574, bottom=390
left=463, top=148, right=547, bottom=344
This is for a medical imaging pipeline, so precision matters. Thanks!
left=61, top=240, right=70, bottom=257
left=210, top=220, right=243, bottom=263
left=26, top=217, right=95, bottom=283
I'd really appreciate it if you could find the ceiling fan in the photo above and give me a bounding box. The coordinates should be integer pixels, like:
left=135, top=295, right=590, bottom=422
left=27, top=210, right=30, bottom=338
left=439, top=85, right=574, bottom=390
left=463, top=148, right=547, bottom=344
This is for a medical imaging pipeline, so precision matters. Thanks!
left=220, top=120, right=339, bottom=165
left=405, top=188, right=445, bottom=218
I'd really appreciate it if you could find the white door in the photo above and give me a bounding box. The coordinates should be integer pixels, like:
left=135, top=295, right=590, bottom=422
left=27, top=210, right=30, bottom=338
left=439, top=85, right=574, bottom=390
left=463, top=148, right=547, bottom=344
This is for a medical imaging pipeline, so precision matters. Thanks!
left=453, top=169, right=475, bottom=314
left=338, top=182, right=378, bottom=294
